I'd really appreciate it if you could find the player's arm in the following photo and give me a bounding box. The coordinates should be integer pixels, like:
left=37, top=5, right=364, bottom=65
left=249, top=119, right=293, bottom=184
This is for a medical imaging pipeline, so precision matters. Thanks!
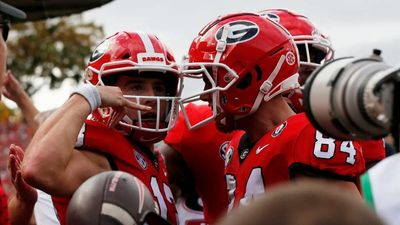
left=290, top=127, right=365, bottom=196
left=8, top=198, right=34, bottom=225
left=8, top=145, right=37, bottom=225
left=361, top=139, right=386, bottom=169
left=3, top=71, right=40, bottom=132
left=158, top=142, right=196, bottom=200
left=290, top=166, right=362, bottom=197
left=8, top=193, right=36, bottom=225
left=22, top=85, right=150, bottom=196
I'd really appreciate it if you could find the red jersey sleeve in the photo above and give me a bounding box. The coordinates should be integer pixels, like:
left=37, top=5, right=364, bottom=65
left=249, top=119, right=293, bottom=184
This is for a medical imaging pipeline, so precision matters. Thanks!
left=164, top=103, right=214, bottom=153
left=290, top=122, right=366, bottom=179
left=360, top=139, right=386, bottom=165
left=163, top=108, right=186, bottom=152
left=164, top=103, right=238, bottom=223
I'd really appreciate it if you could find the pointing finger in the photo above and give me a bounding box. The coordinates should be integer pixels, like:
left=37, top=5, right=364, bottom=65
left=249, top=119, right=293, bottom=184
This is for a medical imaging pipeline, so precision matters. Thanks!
left=124, top=98, right=151, bottom=111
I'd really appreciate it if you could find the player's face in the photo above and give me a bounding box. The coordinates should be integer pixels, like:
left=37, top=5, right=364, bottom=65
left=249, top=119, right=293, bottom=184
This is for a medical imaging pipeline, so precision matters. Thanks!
left=117, top=76, right=167, bottom=96
left=115, top=75, right=168, bottom=123
left=199, top=72, right=237, bottom=133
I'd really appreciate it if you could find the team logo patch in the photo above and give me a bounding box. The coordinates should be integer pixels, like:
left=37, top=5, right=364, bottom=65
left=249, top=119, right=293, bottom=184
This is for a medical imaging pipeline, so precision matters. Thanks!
left=215, top=20, right=259, bottom=45
left=219, top=141, right=230, bottom=161
left=286, top=51, right=296, bottom=66
left=225, top=146, right=234, bottom=166
left=134, top=150, right=147, bottom=170
left=272, top=121, right=287, bottom=137
left=90, top=39, right=110, bottom=62
left=260, top=12, right=280, bottom=23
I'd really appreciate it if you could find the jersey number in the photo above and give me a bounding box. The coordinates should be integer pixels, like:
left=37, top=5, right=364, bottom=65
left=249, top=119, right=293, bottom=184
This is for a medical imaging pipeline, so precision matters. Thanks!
left=150, top=177, right=174, bottom=219
left=313, top=131, right=356, bottom=165
left=226, top=168, right=265, bottom=212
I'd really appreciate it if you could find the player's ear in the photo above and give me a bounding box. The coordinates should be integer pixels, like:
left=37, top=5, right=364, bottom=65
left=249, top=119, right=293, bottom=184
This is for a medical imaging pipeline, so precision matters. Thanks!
left=140, top=211, right=172, bottom=225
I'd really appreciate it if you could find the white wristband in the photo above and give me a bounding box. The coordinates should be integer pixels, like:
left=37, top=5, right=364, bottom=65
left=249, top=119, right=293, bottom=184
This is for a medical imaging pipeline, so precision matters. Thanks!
left=70, top=84, right=101, bottom=112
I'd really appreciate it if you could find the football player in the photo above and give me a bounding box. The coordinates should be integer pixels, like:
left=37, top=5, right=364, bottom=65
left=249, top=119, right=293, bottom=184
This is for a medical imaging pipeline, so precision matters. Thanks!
left=181, top=12, right=366, bottom=211
left=0, top=2, right=30, bottom=225
left=21, top=31, right=181, bottom=225
left=259, top=9, right=386, bottom=169
left=161, top=9, right=376, bottom=223
left=160, top=103, right=243, bottom=224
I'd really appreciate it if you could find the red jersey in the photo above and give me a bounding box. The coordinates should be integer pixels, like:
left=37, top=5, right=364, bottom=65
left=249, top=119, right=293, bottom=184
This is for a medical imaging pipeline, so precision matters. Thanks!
left=53, top=120, right=177, bottom=225
left=225, top=113, right=366, bottom=211
left=0, top=181, right=9, bottom=225
left=360, top=139, right=386, bottom=166
left=164, top=103, right=243, bottom=224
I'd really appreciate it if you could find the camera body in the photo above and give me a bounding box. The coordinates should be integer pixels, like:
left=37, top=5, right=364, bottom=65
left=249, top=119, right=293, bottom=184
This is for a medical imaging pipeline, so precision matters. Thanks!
left=303, top=56, right=399, bottom=141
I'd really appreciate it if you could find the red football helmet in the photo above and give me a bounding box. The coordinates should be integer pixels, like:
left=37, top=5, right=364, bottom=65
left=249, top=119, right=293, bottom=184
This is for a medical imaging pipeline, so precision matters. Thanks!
left=181, top=12, right=299, bottom=129
left=259, top=9, right=334, bottom=112
left=85, top=31, right=183, bottom=143
left=259, top=9, right=334, bottom=74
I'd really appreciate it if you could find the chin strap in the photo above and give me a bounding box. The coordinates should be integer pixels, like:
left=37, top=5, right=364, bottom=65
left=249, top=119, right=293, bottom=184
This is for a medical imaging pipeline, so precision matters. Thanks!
left=249, top=54, right=287, bottom=115
left=214, top=24, right=230, bottom=66
left=208, top=24, right=231, bottom=128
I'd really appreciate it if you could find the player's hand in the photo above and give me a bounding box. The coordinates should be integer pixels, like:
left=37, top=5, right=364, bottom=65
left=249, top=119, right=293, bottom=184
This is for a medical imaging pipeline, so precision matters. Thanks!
left=2, top=70, right=29, bottom=104
left=8, top=144, right=38, bottom=204
left=97, top=85, right=152, bottom=111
